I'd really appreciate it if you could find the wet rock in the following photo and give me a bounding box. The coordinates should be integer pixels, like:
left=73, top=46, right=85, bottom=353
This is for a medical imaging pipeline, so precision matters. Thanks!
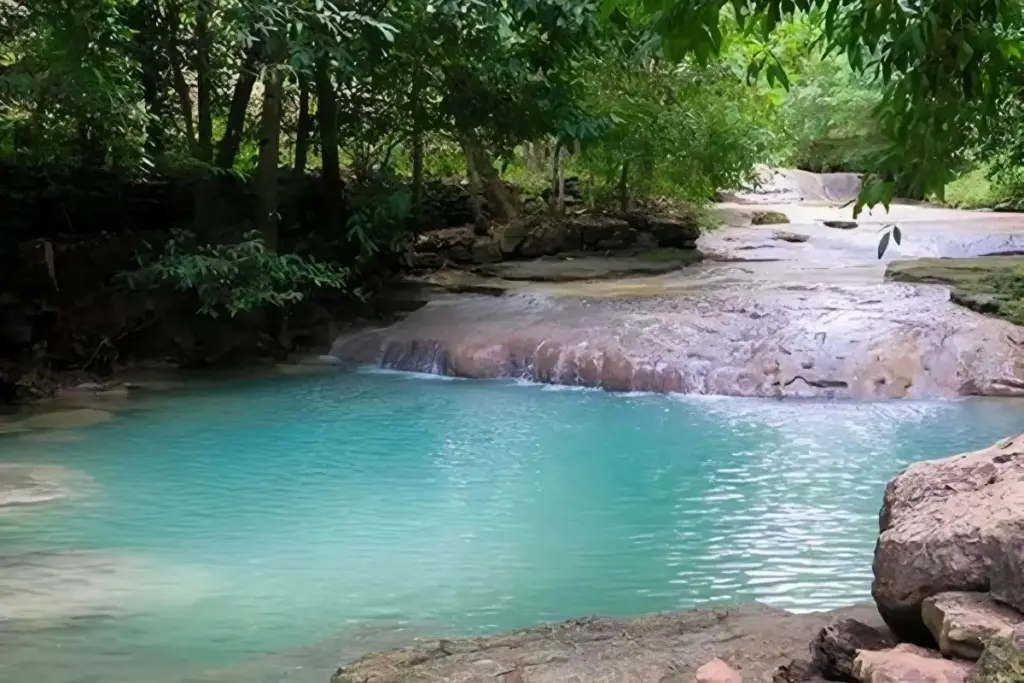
left=696, top=658, right=742, bottom=683
left=496, top=222, right=529, bottom=255
left=773, top=230, right=810, bottom=243
left=332, top=281, right=1024, bottom=399
left=810, top=618, right=895, bottom=680
left=823, top=220, right=858, bottom=230
left=332, top=604, right=884, bottom=683
left=408, top=251, right=445, bottom=270
left=922, top=592, right=1024, bottom=661
left=752, top=211, right=790, bottom=225
left=872, top=434, right=1024, bottom=642
left=0, top=550, right=211, bottom=621
left=471, top=236, right=503, bottom=264
left=851, top=644, right=972, bottom=683
left=772, top=659, right=820, bottom=683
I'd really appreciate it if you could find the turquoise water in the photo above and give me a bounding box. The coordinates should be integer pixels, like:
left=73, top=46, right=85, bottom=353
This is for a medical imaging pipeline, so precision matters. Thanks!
left=1, top=369, right=1022, bottom=683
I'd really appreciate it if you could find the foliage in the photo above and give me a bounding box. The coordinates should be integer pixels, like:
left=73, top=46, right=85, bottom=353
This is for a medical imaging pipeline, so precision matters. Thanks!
left=991, top=267, right=1024, bottom=326
left=127, top=230, right=352, bottom=317
left=609, top=0, right=1021, bottom=207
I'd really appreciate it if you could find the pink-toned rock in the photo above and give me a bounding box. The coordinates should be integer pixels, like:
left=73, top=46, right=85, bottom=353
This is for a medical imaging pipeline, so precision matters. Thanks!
left=922, top=592, right=1024, bottom=660
left=852, top=644, right=973, bottom=683
left=696, top=658, right=742, bottom=683
left=872, top=434, right=1024, bottom=641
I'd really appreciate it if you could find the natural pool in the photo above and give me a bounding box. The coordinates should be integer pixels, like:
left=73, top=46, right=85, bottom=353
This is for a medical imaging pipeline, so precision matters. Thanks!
left=1, top=369, right=1022, bottom=683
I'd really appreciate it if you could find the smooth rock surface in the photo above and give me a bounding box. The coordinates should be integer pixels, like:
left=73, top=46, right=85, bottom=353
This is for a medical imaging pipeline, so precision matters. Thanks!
left=921, top=592, right=1024, bottom=661
left=333, top=280, right=1024, bottom=399
left=810, top=618, right=895, bottom=680
left=851, top=644, right=972, bottom=683
left=991, top=538, right=1024, bottom=613
left=872, top=434, right=1024, bottom=641
left=332, top=605, right=884, bottom=683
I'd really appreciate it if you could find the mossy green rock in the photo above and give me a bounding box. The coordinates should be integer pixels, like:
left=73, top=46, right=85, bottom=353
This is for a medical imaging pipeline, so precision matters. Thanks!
left=972, top=635, right=1024, bottom=683
left=751, top=210, right=790, bottom=225
left=885, top=256, right=1024, bottom=326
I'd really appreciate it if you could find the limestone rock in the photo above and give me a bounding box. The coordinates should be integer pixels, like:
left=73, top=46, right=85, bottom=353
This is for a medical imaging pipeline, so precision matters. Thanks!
left=922, top=592, right=1024, bottom=661
left=810, top=618, right=895, bottom=680
left=824, top=220, right=858, bottom=230
left=852, top=644, right=973, bottom=683
left=696, top=658, right=742, bottom=683
left=872, top=434, right=1024, bottom=642
left=773, top=230, right=810, bottom=243
left=990, top=541, right=1024, bottom=613
left=331, top=605, right=883, bottom=683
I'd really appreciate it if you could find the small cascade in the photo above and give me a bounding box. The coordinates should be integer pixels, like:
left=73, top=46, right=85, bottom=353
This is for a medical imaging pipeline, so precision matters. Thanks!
left=380, top=340, right=450, bottom=377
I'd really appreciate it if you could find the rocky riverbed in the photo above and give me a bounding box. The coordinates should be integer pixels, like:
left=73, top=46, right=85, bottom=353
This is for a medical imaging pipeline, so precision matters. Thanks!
left=333, top=173, right=1024, bottom=398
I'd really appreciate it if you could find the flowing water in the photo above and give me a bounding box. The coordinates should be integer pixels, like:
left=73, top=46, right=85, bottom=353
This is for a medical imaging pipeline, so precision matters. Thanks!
left=1, top=369, right=1023, bottom=683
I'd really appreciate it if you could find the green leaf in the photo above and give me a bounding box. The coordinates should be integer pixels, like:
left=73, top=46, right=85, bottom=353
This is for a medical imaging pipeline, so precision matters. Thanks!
left=877, top=231, right=891, bottom=259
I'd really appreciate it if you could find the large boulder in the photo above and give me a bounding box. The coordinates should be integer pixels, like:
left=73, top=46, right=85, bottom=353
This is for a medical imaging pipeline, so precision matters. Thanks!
left=851, top=644, right=972, bottom=683
left=872, top=434, right=1024, bottom=642
left=921, top=592, right=1024, bottom=661
left=810, top=619, right=895, bottom=680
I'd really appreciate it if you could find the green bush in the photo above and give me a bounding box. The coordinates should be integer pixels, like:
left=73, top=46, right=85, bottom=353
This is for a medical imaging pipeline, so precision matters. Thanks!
left=127, top=230, right=353, bottom=318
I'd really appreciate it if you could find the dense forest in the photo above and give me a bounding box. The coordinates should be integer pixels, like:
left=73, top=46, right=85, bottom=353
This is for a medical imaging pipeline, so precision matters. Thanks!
left=0, top=0, right=1020, bottom=401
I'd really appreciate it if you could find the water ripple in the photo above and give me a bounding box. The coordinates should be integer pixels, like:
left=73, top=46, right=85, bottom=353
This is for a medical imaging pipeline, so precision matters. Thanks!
left=0, top=372, right=1022, bottom=683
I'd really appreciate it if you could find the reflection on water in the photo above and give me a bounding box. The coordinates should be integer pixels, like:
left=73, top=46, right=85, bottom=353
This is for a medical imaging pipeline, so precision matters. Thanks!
left=0, top=370, right=1021, bottom=683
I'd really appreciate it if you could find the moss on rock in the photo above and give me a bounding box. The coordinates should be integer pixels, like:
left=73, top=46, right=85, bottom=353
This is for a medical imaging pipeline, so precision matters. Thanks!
left=885, top=256, right=1024, bottom=326
left=972, top=636, right=1024, bottom=683
left=751, top=210, right=790, bottom=225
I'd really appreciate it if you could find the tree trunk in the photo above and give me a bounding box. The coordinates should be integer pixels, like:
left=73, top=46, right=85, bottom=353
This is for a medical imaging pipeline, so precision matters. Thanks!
left=461, top=136, right=488, bottom=234
left=315, top=55, right=342, bottom=234
left=215, top=50, right=258, bottom=169
left=255, top=62, right=284, bottom=251
left=472, top=142, right=519, bottom=225
left=166, top=4, right=195, bottom=149
left=618, top=161, right=629, bottom=214
left=193, top=0, right=214, bottom=234
left=409, top=66, right=424, bottom=224
left=294, top=74, right=311, bottom=174
left=550, top=139, right=564, bottom=217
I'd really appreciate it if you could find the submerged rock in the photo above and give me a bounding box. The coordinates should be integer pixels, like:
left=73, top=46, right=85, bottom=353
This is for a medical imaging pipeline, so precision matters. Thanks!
left=331, top=605, right=883, bottom=683
left=0, top=464, right=84, bottom=507
left=922, top=592, right=1024, bottom=661
left=16, top=407, right=114, bottom=430
left=851, top=644, right=972, bottom=683
left=0, top=550, right=212, bottom=622
left=872, top=434, right=1024, bottom=642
